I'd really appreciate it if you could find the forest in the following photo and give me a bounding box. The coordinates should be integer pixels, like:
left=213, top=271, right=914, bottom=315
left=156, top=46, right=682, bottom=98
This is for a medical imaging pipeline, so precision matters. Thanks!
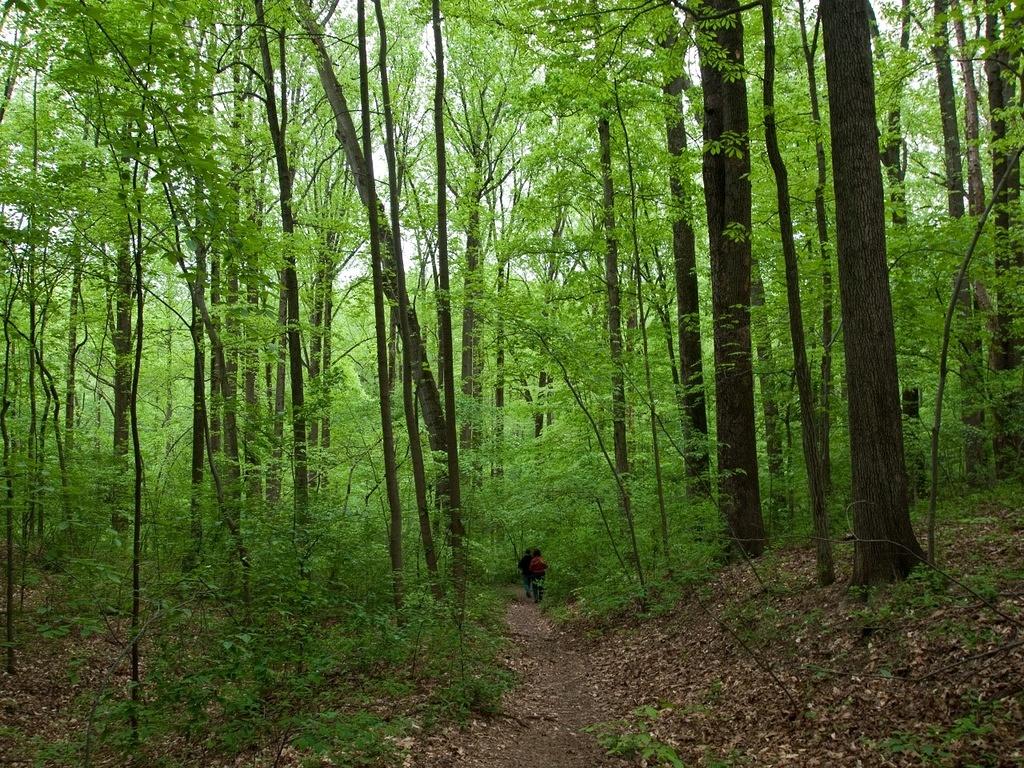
left=0, top=0, right=1022, bottom=765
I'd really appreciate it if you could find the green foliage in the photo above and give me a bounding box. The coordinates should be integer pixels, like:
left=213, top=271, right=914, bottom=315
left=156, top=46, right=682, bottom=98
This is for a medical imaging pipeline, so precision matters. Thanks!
left=586, top=705, right=686, bottom=767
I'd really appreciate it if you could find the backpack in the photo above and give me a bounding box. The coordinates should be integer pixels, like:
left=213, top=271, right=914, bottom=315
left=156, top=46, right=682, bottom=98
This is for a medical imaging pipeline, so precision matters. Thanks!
left=529, top=556, right=547, bottom=576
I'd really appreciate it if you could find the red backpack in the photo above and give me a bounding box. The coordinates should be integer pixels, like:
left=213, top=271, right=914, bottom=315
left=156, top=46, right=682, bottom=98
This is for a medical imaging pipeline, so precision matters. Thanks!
left=529, top=556, right=547, bottom=576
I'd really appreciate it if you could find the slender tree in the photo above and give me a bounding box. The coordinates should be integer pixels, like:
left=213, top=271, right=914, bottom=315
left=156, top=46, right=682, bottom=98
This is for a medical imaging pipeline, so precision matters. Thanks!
left=357, top=0, right=404, bottom=610
left=255, top=0, right=309, bottom=542
left=762, top=0, right=834, bottom=585
left=432, top=0, right=466, bottom=607
left=661, top=22, right=709, bottom=489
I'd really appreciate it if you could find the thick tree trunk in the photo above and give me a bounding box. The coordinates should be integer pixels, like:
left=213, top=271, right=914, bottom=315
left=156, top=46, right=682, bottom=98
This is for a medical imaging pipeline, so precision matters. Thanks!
left=243, top=278, right=261, bottom=501
left=266, top=286, right=286, bottom=504
left=112, top=233, right=132, bottom=531
left=699, top=0, right=765, bottom=559
left=493, top=255, right=509, bottom=477
left=460, top=195, right=483, bottom=463
left=821, top=0, right=925, bottom=584
left=127, top=190, right=144, bottom=737
left=934, top=0, right=966, bottom=220
left=186, top=245, right=206, bottom=571
left=985, top=11, right=1023, bottom=478
left=932, top=0, right=986, bottom=482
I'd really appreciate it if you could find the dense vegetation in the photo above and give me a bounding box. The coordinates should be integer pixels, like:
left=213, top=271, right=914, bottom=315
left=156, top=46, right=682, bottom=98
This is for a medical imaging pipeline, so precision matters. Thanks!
left=0, top=0, right=1021, bottom=764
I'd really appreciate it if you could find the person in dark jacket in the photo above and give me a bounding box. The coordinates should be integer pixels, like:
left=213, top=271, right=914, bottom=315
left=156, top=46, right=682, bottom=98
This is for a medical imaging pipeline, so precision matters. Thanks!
left=529, top=549, right=547, bottom=603
left=518, top=550, right=534, bottom=600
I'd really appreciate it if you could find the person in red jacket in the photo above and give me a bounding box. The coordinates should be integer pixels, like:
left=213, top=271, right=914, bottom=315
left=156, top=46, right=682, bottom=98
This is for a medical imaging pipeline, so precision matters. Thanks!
left=528, top=549, right=547, bottom=603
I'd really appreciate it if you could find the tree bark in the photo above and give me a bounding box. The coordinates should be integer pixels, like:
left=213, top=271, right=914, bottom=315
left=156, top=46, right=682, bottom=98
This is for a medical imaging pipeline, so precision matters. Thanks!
left=985, top=10, right=1023, bottom=478
left=698, top=0, right=765, bottom=559
left=751, top=260, right=785, bottom=516
left=821, top=0, right=925, bottom=584
left=64, top=254, right=82, bottom=453
left=186, top=243, right=206, bottom=571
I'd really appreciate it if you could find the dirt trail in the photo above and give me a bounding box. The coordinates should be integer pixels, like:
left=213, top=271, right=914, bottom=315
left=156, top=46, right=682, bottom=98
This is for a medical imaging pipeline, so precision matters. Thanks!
left=413, top=592, right=627, bottom=768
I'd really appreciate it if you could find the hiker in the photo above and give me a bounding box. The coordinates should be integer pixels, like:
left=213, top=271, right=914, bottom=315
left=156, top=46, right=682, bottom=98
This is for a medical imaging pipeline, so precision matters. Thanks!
left=529, top=548, right=547, bottom=603
left=517, top=549, right=534, bottom=600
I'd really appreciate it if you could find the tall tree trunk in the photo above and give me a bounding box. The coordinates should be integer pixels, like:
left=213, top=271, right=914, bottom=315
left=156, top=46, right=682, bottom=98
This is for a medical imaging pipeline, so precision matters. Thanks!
left=127, top=182, right=144, bottom=738
left=798, top=0, right=835, bottom=496
left=751, top=260, right=785, bottom=516
left=662, top=26, right=710, bottom=490
left=598, top=113, right=644, bottom=584
left=493, top=255, right=509, bottom=477
left=875, top=0, right=911, bottom=226
left=255, top=2, right=309, bottom=546
left=821, top=0, right=925, bottom=584
left=372, top=0, right=439, bottom=591
left=209, top=253, right=221, bottom=455
left=615, top=89, right=670, bottom=559
left=295, top=1, right=450, bottom=485
left=934, top=0, right=966, bottom=220
left=243, top=277, right=262, bottom=502
left=460, top=193, right=483, bottom=469
left=951, top=0, right=986, bottom=216
left=266, top=286, right=286, bottom=504
left=64, top=255, right=81, bottom=453
left=357, top=0, right=404, bottom=611
left=432, top=0, right=466, bottom=608
left=2, top=287, right=16, bottom=674
left=985, top=10, right=1023, bottom=478
left=26, top=256, right=39, bottom=540
left=699, top=0, right=766, bottom=559
left=112, top=232, right=132, bottom=532
left=933, top=0, right=985, bottom=482
left=186, top=245, right=206, bottom=572
left=763, top=0, right=834, bottom=585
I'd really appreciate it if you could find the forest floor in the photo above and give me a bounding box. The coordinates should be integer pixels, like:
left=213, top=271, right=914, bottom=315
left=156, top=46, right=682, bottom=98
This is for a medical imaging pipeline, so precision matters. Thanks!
left=410, top=592, right=628, bottom=768
left=413, top=498, right=1024, bottom=767
left=3, top=497, right=1023, bottom=767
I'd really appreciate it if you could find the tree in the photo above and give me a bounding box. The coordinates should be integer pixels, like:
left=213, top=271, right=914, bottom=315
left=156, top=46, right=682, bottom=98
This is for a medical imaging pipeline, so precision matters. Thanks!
left=821, top=0, right=925, bottom=585
left=761, top=0, right=834, bottom=586
left=698, top=0, right=765, bottom=559
left=356, top=0, right=404, bottom=610
left=661, top=22, right=710, bottom=490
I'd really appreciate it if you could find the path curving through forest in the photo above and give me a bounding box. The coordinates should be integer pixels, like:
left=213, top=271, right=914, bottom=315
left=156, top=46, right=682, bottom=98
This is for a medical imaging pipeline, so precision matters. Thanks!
left=413, top=592, right=626, bottom=768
